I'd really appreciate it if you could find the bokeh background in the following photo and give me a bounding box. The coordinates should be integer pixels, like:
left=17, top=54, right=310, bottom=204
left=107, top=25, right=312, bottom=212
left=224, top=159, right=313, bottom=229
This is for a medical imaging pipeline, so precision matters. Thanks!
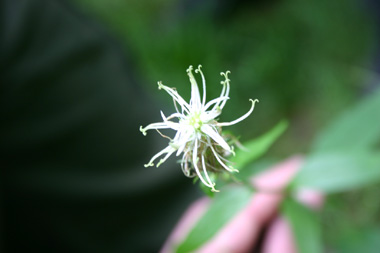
left=2, top=0, right=380, bottom=252
left=74, top=0, right=377, bottom=153
left=72, top=0, right=380, bottom=251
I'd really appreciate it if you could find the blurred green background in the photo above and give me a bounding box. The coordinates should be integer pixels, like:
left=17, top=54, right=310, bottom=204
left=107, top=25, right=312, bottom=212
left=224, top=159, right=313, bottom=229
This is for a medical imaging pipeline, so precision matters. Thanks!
left=73, top=0, right=376, bottom=154
left=71, top=0, right=380, bottom=251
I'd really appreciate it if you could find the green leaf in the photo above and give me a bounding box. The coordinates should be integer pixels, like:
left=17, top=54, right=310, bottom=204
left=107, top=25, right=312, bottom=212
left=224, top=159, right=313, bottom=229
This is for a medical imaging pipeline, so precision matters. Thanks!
left=312, top=87, right=380, bottom=152
left=282, top=198, right=323, bottom=253
left=336, top=226, right=380, bottom=253
left=231, top=120, right=288, bottom=171
left=176, top=186, right=253, bottom=253
left=234, top=159, right=277, bottom=182
left=291, top=150, right=380, bottom=193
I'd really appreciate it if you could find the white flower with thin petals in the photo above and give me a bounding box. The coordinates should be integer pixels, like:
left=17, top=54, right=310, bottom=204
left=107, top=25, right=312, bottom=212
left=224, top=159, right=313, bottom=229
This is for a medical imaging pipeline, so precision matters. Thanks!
left=140, top=65, right=258, bottom=192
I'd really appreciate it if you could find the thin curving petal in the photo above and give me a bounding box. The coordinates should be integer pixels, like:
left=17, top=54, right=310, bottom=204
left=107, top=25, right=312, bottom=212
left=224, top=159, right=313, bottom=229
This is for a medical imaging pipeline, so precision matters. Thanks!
left=217, top=99, right=259, bottom=127
left=200, top=124, right=231, bottom=152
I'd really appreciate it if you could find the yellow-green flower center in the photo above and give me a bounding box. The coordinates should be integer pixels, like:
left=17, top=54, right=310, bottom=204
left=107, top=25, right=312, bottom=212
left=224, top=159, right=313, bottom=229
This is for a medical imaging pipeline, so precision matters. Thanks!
left=189, top=113, right=202, bottom=130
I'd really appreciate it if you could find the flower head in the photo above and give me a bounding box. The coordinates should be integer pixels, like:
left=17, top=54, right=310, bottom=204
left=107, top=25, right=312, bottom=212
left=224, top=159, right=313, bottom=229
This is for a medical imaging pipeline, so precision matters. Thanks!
left=140, top=65, right=258, bottom=192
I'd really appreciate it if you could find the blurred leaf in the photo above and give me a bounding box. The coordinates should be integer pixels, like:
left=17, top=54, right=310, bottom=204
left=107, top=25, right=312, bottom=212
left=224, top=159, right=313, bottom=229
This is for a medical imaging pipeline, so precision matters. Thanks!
left=336, top=227, right=380, bottom=253
left=176, top=186, right=252, bottom=253
left=234, top=159, right=277, bottom=182
left=282, top=198, right=323, bottom=253
left=231, top=120, right=288, bottom=171
left=312, top=87, right=380, bottom=152
left=291, top=151, right=380, bottom=193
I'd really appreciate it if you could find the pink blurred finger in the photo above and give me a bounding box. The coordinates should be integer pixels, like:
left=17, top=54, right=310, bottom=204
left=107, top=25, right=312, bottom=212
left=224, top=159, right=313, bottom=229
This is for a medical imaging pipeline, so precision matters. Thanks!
left=161, top=156, right=306, bottom=253
left=198, top=192, right=282, bottom=253
left=296, top=189, right=324, bottom=210
left=262, top=217, right=296, bottom=253
left=160, top=197, right=210, bottom=253
left=262, top=188, right=324, bottom=253
left=196, top=156, right=304, bottom=252
left=251, top=156, right=303, bottom=192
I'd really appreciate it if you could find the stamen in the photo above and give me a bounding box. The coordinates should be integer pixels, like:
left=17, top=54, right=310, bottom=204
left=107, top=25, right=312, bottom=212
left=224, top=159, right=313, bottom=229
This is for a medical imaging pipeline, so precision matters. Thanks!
left=173, top=97, right=181, bottom=114
left=155, top=129, right=171, bottom=140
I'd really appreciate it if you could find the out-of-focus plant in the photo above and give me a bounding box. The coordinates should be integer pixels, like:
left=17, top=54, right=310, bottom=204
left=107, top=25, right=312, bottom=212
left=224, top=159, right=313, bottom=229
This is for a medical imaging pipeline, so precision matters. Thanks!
left=72, top=0, right=375, bottom=153
left=176, top=85, right=380, bottom=253
left=70, top=0, right=380, bottom=252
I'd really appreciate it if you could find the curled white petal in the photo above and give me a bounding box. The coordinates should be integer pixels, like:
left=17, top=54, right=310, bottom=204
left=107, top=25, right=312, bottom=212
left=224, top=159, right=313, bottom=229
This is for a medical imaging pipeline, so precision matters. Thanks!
left=203, top=96, right=229, bottom=111
left=192, top=138, right=213, bottom=188
left=156, top=148, right=176, bottom=167
left=175, top=130, right=192, bottom=156
left=144, top=145, right=176, bottom=167
left=217, top=99, right=259, bottom=127
left=140, top=121, right=180, bottom=135
left=201, top=155, right=218, bottom=192
left=158, top=81, right=190, bottom=113
left=195, top=65, right=207, bottom=107
left=209, top=140, right=238, bottom=173
left=219, top=71, right=231, bottom=109
left=181, top=151, right=191, bottom=177
left=200, top=110, right=221, bottom=123
left=200, top=124, right=231, bottom=152
left=187, top=66, right=202, bottom=111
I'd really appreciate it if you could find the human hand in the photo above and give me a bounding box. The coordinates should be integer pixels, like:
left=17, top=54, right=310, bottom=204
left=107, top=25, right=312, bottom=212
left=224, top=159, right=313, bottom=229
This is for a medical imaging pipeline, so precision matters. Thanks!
left=161, top=156, right=323, bottom=253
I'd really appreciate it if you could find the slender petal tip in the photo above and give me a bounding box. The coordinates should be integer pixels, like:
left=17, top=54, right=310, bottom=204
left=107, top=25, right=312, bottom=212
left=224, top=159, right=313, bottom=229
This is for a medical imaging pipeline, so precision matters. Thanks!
left=220, top=71, right=231, bottom=85
left=186, top=65, right=193, bottom=73
left=140, top=126, right=147, bottom=136
left=231, top=146, right=236, bottom=156
left=220, top=70, right=231, bottom=78
left=157, top=81, right=164, bottom=90
left=211, top=187, right=220, bottom=193
left=195, top=64, right=202, bottom=73
left=144, top=162, right=154, bottom=167
left=217, top=98, right=259, bottom=127
left=250, top=98, right=259, bottom=104
left=157, top=159, right=165, bottom=167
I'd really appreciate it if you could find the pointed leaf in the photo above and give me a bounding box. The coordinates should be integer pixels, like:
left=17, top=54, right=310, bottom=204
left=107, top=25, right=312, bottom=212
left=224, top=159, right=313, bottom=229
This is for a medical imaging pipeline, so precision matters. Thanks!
left=176, top=186, right=253, bottom=253
left=282, top=198, right=323, bottom=253
left=231, top=120, right=288, bottom=170
left=291, top=150, right=380, bottom=193
left=312, top=87, right=380, bottom=152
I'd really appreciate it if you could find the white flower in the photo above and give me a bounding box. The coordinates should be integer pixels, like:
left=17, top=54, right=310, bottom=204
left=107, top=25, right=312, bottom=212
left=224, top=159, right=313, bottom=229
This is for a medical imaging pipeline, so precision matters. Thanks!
left=140, top=65, right=258, bottom=192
